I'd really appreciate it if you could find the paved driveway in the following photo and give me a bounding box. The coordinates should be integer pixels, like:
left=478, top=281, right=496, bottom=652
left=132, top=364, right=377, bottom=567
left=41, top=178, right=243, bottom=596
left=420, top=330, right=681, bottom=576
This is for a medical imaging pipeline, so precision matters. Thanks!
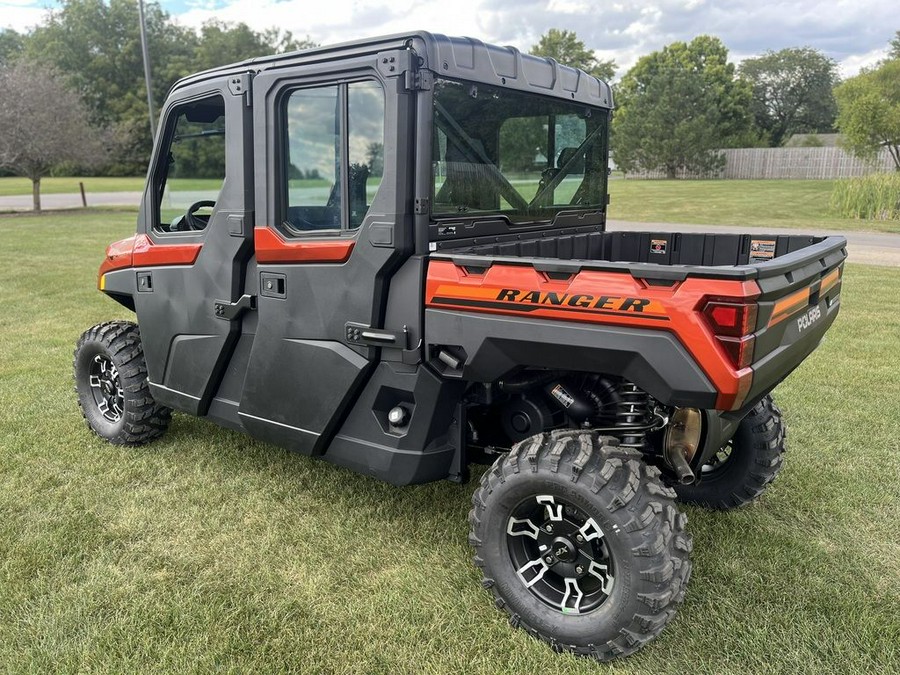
left=0, top=191, right=144, bottom=210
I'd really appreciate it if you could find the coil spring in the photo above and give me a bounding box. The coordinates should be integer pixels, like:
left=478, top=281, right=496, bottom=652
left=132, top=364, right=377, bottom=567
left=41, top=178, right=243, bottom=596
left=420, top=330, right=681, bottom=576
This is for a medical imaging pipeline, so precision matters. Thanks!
left=615, top=381, right=653, bottom=450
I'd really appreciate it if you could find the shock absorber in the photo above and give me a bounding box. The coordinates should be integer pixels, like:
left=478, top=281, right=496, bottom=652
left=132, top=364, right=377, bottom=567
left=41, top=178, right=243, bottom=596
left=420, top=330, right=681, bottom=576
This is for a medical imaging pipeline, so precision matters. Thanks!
left=615, top=381, right=653, bottom=450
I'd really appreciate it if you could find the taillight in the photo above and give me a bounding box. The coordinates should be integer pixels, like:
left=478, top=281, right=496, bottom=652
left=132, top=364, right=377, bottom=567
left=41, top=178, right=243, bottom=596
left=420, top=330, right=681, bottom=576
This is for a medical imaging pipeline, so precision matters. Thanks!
left=702, top=299, right=758, bottom=337
left=716, top=335, right=755, bottom=369
left=701, top=298, right=758, bottom=369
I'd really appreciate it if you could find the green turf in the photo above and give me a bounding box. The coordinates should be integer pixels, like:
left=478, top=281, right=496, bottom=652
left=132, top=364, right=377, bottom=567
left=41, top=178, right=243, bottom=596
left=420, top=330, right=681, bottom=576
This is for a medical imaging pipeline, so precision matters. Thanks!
left=608, top=179, right=900, bottom=234
left=0, top=211, right=898, bottom=673
left=2, top=176, right=896, bottom=234
left=0, top=177, right=146, bottom=197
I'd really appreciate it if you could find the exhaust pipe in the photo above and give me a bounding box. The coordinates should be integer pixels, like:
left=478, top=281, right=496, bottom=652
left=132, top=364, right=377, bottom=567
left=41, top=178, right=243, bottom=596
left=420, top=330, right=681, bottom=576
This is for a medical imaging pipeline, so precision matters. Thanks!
left=663, top=408, right=702, bottom=485
left=664, top=444, right=696, bottom=485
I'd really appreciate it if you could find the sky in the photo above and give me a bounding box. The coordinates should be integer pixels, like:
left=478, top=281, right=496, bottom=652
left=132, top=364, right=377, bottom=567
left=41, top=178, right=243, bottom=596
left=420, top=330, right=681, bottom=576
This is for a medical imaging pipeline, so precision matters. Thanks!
left=0, top=0, right=896, bottom=78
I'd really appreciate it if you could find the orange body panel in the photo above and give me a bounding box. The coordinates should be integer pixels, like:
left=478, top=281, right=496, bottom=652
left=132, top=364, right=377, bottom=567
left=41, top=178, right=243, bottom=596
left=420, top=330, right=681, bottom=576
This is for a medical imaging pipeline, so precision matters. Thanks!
left=98, top=234, right=138, bottom=278
left=425, top=260, right=761, bottom=410
left=98, top=234, right=203, bottom=286
left=255, top=227, right=355, bottom=264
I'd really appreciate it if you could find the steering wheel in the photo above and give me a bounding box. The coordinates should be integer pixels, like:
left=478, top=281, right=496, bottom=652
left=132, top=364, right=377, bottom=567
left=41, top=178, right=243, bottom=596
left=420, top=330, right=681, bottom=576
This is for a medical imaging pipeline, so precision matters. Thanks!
left=183, top=200, right=216, bottom=231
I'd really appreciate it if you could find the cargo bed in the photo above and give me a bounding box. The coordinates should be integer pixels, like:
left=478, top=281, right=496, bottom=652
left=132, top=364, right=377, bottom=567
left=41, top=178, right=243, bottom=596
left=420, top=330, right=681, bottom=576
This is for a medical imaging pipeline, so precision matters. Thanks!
left=425, top=227, right=847, bottom=414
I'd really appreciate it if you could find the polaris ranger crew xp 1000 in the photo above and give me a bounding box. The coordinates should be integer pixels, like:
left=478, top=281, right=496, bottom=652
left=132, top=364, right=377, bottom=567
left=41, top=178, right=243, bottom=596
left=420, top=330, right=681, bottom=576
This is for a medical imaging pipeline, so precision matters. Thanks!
left=74, top=33, right=845, bottom=661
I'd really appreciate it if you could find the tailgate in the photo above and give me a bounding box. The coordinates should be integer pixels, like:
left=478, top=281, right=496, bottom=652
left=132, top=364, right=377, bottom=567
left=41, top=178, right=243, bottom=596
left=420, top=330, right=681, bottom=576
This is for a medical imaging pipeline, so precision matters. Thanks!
left=741, top=235, right=846, bottom=411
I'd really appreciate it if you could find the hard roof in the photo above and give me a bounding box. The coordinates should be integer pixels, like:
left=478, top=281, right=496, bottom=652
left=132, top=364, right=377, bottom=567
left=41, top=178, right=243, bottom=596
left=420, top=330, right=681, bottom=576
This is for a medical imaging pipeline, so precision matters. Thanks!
left=171, top=31, right=613, bottom=109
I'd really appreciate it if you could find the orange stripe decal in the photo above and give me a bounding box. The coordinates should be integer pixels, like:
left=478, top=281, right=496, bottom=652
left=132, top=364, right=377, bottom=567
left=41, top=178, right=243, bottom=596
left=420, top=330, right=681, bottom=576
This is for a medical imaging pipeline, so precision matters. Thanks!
left=820, top=268, right=841, bottom=294
left=768, top=287, right=810, bottom=327
left=767, top=267, right=842, bottom=328
left=255, top=227, right=355, bottom=264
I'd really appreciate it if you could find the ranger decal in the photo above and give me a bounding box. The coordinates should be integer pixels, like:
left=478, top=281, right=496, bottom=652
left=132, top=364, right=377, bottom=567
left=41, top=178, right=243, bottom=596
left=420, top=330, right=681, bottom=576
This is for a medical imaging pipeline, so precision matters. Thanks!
left=429, top=285, right=669, bottom=321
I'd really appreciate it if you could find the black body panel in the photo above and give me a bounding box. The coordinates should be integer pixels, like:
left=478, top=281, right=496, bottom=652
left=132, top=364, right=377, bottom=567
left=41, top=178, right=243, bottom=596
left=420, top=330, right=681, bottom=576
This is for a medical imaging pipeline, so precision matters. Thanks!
left=131, top=80, right=255, bottom=416
left=325, top=362, right=466, bottom=485
left=424, top=308, right=719, bottom=409
left=236, top=49, right=419, bottom=457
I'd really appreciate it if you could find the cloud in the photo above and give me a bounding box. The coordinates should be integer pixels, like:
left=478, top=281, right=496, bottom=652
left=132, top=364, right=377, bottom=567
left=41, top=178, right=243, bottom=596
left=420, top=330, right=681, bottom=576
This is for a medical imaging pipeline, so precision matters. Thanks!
left=2, top=0, right=895, bottom=79
left=0, top=2, right=47, bottom=32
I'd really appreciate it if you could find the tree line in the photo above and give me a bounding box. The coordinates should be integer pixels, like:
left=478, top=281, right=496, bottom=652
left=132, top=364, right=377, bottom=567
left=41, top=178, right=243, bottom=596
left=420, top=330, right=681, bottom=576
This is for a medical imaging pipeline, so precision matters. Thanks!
left=0, top=4, right=897, bottom=211
left=0, top=0, right=314, bottom=192
left=533, top=28, right=900, bottom=177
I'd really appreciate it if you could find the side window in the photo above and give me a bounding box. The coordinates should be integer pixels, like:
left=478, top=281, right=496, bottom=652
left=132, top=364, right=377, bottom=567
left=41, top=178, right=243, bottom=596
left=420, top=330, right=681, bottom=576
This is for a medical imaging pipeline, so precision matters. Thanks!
left=282, top=80, right=384, bottom=233
left=155, top=96, right=226, bottom=232
left=284, top=85, right=341, bottom=230
left=348, top=81, right=385, bottom=228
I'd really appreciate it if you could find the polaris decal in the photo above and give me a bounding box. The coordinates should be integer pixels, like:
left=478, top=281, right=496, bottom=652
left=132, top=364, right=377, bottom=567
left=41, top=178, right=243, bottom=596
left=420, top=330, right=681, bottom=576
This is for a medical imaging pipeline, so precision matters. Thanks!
left=796, top=306, right=822, bottom=332
left=429, top=285, right=669, bottom=321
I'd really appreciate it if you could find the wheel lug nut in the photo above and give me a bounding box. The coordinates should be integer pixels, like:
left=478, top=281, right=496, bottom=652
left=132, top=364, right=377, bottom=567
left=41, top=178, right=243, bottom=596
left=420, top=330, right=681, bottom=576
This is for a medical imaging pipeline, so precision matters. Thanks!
left=575, top=565, right=584, bottom=574
left=575, top=534, right=584, bottom=542
left=545, top=555, right=553, bottom=564
left=545, top=524, right=553, bottom=533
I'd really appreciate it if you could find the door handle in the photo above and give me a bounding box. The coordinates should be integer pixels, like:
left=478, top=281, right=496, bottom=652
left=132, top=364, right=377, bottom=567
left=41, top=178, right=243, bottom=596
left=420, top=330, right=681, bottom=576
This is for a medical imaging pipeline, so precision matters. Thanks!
left=345, top=322, right=409, bottom=349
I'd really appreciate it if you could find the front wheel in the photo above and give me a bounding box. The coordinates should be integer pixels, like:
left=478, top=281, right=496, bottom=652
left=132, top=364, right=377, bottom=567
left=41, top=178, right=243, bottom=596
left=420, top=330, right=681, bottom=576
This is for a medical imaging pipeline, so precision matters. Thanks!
left=675, top=396, right=786, bottom=509
left=469, top=430, right=692, bottom=661
left=73, top=321, right=171, bottom=445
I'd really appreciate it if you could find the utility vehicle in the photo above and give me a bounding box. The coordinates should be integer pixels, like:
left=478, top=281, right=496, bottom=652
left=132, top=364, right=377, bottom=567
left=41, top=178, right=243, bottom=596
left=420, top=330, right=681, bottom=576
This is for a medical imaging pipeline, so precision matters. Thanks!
left=74, top=32, right=845, bottom=661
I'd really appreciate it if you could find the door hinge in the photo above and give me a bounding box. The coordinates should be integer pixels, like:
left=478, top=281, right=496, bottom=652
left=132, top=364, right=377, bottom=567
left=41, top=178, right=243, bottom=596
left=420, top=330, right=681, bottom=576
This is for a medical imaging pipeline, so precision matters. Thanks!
left=376, top=49, right=431, bottom=91
left=405, top=68, right=433, bottom=91
left=228, top=72, right=253, bottom=107
left=214, top=294, right=256, bottom=320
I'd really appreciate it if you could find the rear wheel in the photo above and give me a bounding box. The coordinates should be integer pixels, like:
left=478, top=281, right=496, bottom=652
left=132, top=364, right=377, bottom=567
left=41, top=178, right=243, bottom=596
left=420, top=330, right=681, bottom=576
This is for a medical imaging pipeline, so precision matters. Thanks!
left=675, top=396, right=786, bottom=509
left=469, top=430, right=691, bottom=661
left=73, top=321, right=171, bottom=445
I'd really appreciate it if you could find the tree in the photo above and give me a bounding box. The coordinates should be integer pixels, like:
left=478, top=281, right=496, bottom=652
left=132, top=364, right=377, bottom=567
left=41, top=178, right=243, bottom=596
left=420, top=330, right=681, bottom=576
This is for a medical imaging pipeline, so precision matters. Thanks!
left=0, top=29, right=23, bottom=66
left=0, top=60, right=106, bottom=211
left=24, top=1, right=317, bottom=175
left=612, top=36, right=752, bottom=178
left=366, top=142, right=384, bottom=176
left=890, top=30, right=900, bottom=60
left=739, top=48, right=838, bottom=146
left=834, top=58, right=900, bottom=170
left=192, top=20, right=317, bottom=73
left=530, top=29, right=615, bottom=81
left=24, top=0, right=193, bottom=173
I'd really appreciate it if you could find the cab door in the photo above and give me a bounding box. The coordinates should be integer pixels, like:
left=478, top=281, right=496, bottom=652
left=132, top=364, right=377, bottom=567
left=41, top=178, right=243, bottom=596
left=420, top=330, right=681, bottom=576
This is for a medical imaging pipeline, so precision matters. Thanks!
left=133, top=77, right=254, bottom=415
left=237, top=55, right=416, bottom=454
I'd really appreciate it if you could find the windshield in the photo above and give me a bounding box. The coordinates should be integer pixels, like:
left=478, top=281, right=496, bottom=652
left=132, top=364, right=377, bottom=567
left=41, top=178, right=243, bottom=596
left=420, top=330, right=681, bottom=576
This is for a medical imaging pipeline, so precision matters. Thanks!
left=432, top=79, right=609, bottom=223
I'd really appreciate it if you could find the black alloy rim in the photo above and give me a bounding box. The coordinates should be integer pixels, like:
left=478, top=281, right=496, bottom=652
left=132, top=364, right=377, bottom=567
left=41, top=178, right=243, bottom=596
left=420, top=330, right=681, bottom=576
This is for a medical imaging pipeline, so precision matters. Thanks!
left=700, top=440, right=734, bottom=476
left=506, top=494, right=615, bottom=615
left=88, top=354, right=124, bottom=423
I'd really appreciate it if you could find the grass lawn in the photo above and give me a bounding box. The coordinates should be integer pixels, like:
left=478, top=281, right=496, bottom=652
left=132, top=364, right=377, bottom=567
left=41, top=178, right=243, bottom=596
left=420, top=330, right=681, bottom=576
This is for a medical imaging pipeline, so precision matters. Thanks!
left=609, top=179, right=900, bottom=234
left=0, top=211, right=898, bottom=673
left=2, top=176, right=899, bottom=235
left=0, top=177, right=146, bottom=197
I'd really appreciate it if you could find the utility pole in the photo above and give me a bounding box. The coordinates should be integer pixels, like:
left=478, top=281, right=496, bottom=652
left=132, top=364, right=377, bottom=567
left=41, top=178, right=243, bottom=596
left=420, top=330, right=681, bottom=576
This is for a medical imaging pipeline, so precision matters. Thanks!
left=137, top=0, right=156, bottom=143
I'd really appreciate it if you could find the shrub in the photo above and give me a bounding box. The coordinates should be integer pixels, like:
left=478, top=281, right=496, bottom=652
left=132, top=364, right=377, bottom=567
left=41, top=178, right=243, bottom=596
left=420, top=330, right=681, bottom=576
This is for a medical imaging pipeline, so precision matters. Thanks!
left=830, top=173, right=900, bottom=220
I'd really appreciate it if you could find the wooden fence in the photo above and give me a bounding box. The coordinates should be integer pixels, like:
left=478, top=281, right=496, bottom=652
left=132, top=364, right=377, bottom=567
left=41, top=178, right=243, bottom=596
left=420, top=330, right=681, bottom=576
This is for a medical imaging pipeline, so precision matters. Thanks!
left=623, top=147, right=896, bottom=179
